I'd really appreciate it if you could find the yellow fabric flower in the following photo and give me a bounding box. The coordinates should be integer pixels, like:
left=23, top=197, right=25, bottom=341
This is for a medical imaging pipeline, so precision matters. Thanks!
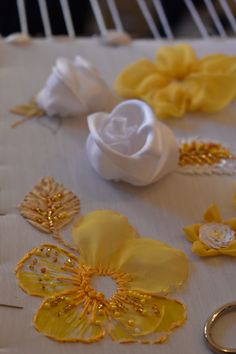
left=16, top=210, right=188, bottom=344
left=114, top=44, right=236, bottom=118
left=184, top=204, right=236, bottom=257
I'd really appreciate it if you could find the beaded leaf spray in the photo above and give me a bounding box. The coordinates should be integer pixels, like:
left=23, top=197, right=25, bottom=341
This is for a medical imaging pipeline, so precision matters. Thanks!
left=19, top=176, right=80, bottom=251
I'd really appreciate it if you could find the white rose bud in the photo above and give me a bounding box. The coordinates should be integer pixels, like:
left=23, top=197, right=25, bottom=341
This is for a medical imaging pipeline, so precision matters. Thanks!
left=86, top=100, right=179, bottom=186
left=37, top=56, right=116, bottom=117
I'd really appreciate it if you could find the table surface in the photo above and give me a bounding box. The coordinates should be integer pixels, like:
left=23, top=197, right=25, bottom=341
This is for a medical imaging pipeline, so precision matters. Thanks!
left=1, top=37, right=236, bottom=354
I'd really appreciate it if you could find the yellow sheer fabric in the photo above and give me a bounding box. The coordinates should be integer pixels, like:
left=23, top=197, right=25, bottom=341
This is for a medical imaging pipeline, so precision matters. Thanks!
left=184, top=204, right=236, bottom=257
left=114, top=44, right=236, bottom=118
left=16, top=210, right=188, bottom=343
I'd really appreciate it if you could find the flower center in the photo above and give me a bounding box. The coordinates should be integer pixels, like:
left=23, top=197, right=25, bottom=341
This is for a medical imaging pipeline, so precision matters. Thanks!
left=90, top=275, right=117, bottom=299
left=199, top=222, right=235, bottom=249
left=100, top=115, right=147, bottom=155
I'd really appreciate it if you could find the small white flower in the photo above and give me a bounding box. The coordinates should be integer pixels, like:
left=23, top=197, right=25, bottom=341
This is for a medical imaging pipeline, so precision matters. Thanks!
left=199, top=222, right=235, bottom=249
left=86, top=100, right=179, bottom=186
left=37, top=56, right=116, bottom=117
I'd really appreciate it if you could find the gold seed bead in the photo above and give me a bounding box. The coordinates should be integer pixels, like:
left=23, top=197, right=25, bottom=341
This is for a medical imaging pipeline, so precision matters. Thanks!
left=44, top=302, right=51, bottom=310
left=35, top=249, right=41, bottom=256
left=114, top=311, right=120, bottom=317
left=142, top=309, right=148, bottom=315
left=140, top=298, right=146, bottom=304
left=98, top=309, right=104, bottom=315
left=127, top=319, right=134, bottom=327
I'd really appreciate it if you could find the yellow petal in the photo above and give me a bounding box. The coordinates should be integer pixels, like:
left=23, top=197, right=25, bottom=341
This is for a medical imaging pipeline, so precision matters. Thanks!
left=138, top=73, right=169, bottom=95
left=147, top=81, right=191, bottom=118
left=187, top=72, right=236, bottom=112
left=192, top=240, right=236, bottom=257
left=203, top=204, right=222, bottom=223
left=155, top=44, right=198, bottom=79
left=108, top=293, right=165, bottom=343
left=192, top=240, right=219, bottom=257
left=154, top=297, right=186, bottom=334
left=108, top=295, right=186, bottom=344
left=219, top=240, right=236, bottom=256
left=34, top=293, right=105, bottom=342
left=114, top=59, right=158, bottom=98
left=224, top=218, right=236, bottom=231
left=16, top=244, right=79, bottom=297
left=112, top=238, right=188, bottom=294
left=198, top=54, right=236, bottom=74
left=72, top=210, right=138, bottom=268
left=183, top=224, right=201, bottom=243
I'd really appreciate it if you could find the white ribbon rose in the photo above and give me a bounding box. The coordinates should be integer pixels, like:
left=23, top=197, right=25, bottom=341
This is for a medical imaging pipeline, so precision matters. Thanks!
left=86, top=100, right=179, bottom=186
left=37, top=56, right=116, bottom=117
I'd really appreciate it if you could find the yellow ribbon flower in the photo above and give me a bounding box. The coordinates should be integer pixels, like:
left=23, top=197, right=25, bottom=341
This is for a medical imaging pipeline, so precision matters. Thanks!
left=114, top=44, right=236, bottom=118
left=184, top=204, right=236, bottom=257
left=16, top=210, right=188, bottom=344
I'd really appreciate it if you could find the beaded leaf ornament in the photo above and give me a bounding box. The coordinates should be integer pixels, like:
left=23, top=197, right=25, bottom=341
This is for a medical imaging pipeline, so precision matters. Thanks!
left=16, top=182, right=188, bottom=344
left=19, top=176, right=80, bottom=250
left=177, top=139, right=236, bottom=175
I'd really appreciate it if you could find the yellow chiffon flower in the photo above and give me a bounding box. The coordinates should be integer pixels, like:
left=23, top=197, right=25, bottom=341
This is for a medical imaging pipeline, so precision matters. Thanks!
left=184, top=204, right=236, bottom=257
left=114, top=44, right=236, bottom=118
left=16, top=210, right=188, bottom=344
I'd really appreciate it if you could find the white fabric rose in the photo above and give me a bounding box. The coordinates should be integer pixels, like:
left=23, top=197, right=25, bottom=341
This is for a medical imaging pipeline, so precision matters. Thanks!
left=86, top=100, right=179, bottom=186
left=36, top=56, right=116, bottom=117
left=199, top=222, right=235, bottom=249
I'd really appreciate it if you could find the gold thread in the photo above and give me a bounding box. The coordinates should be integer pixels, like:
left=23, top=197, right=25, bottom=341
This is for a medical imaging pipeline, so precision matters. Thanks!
left=10, top=98, right=45, bottom=128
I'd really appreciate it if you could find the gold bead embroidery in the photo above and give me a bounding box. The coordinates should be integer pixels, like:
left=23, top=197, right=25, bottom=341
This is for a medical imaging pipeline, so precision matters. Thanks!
left=19, top=177, right=80, bottom=251
left=179, top=140, right=235, bottom=167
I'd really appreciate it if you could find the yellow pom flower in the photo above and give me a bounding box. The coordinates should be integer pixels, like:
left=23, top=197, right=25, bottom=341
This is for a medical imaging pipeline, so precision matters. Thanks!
left=16, top=210, right=188, bottom=344
left=184, top=204, right=236, bottom=257
left=114, top=44, right=236, bottom=118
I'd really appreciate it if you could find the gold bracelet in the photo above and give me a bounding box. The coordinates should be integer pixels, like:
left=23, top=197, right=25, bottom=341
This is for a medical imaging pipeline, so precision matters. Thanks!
left=204, top=302, right=236, bottom=354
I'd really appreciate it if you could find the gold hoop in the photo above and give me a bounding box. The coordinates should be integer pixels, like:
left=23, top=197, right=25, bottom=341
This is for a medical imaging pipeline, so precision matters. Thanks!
left=204, top=302, right=236, bottom=354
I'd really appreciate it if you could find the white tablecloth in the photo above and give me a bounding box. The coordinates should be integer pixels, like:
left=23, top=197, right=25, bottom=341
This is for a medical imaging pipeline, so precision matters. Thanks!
left=1, top=37, right=236, bottom=354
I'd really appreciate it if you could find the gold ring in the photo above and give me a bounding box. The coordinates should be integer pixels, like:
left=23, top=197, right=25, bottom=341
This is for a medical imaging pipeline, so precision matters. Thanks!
left=204, top=302, right=236, bottom=354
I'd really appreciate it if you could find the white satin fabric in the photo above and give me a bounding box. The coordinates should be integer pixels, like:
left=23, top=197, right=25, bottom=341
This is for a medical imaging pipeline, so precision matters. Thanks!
left=37, top=56, right=116, bottom=117
left=86, top=100, right=179, bottom=186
